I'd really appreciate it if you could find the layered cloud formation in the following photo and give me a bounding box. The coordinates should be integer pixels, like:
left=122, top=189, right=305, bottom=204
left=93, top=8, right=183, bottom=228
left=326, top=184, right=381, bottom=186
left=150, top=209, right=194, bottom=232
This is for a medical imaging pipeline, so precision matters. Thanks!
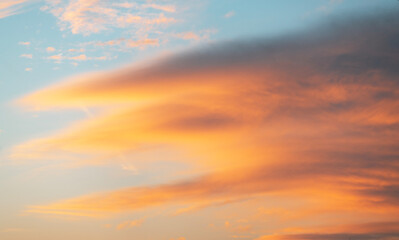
left=41, top=0, right=177, bottom=35
left=11, top=8, right=399, bottom=239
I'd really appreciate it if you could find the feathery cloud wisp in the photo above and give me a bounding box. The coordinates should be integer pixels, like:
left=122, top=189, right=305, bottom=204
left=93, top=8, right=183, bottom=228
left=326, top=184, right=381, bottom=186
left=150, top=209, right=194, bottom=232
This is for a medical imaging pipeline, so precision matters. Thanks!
left=0, top=0, right=30, bottom=19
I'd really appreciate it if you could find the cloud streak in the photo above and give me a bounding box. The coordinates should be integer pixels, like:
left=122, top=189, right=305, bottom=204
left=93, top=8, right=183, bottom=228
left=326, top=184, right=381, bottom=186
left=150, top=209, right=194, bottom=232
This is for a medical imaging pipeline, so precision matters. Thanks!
left=0, top=0, right=30, bottom=19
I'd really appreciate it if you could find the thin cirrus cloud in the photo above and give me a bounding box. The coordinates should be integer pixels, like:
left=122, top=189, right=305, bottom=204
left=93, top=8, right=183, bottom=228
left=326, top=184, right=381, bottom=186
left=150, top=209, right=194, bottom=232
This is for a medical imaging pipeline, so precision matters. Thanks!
left=93, top=38, right=159, bottom=48
left=20, top=54, right=32, bottom=59
left=47, top=54, right=109, bottom=61
left=173, top=29, right=217, bottom=41
left=116, top=219, right=143, bottom=230
left=0, top=0, right=31, bottom=19
left=12, top=8, right=399, bottom=237
left=224, top=11, right=235, bottom=18
left=18, top=41, right=30, bottom=46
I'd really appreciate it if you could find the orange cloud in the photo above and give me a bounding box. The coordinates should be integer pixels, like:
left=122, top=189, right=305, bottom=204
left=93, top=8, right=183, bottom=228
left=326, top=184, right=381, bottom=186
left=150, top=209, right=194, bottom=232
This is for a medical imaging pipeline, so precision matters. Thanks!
left=0, top=0, right=29, bottom=19
left=12, top=10, right=399, bottom=236
left=46, top=54, right=109, bottom=62
left=254, top=221, right=399, bottom=240
left=126, top=38, right=159, bottom=48
left=46, top=47, right=56, bottom=52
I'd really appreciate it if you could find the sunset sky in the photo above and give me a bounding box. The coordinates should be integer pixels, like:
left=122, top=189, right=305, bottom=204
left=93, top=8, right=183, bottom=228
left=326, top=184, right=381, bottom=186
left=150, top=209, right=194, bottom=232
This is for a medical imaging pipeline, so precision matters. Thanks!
left=1, top=1, right=399, bottom=240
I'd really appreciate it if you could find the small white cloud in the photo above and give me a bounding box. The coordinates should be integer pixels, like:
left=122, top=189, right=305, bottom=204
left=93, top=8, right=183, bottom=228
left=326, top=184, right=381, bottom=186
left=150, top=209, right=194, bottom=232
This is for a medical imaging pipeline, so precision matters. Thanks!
left=18, top=41, right=30, bottom=46
left=20, top=54, right=32, bottom=59
left=68, top=48, right=85, bottom=52
left=224, top=11, right=235, bottom=18
left=174, top=29, right=217, bottom=42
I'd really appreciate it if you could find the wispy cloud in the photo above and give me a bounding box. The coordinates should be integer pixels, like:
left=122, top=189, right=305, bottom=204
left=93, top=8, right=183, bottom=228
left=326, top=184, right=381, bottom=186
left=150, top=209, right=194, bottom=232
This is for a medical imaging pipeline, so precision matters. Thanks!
left=18, top=41, right=30, bottom=46
left=116, top=219, right=143, bottom=230
left=41, top=0, right=178, bottom=36
left=143, top=3, right=176, bottom=13
left=47, top=54, right=111, bottom=62
left=224, top=11, right=235, bottom=18
left=0, top=0, right=30, bottom=19
left=126, top=38, right=159, bottom=48
left=46, top=47, right=56, bottom=52
left=20, top=54, right=32, bottom=59
left=173, top=29, right=217, bottom=41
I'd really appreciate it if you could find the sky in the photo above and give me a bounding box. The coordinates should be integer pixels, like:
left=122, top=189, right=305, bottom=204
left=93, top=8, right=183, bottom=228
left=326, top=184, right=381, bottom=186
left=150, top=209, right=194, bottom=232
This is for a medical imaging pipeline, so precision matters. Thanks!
left=1, top=0, right=399, bottom=240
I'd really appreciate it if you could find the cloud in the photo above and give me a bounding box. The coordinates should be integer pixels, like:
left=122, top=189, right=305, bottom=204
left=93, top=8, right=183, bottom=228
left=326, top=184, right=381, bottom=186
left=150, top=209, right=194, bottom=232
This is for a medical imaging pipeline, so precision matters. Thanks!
left=18, top=41, right=30, bottom=46
left=142, top=3, right=176, bottom=13
left=47, top=54, right=62, bottom=60
left=175, top=32, right=201, bottom=40
left=20, top=54, right=32, bottom=59
left=90, top=37, right=160, bottom=50
left=46, top=47, right=56, bottom=52
left=116, top=219, right=143, bottom=230
left=41, top=0, right=178, bottom=35
left=305, top=0, right=344, bottom=17
left=174, top=29, right=217, bottom=41
left=68, top=48, right=85, bottom=52
left=13, top=8, right=399, bottom=231
left=69, top=54, right=87, bottom=61
left=112, top=2, right=176, bottom=13
left=47, top=54, right=110, bottom=62
left=25, top=67, right=32, bottom=71
left=0, top=0, right=30, bottom=19
left=126, top=38, right=159, bottom=48
left=255, top=221, right=399, bottom=239
left=224, top=11, right=235, bottom=18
